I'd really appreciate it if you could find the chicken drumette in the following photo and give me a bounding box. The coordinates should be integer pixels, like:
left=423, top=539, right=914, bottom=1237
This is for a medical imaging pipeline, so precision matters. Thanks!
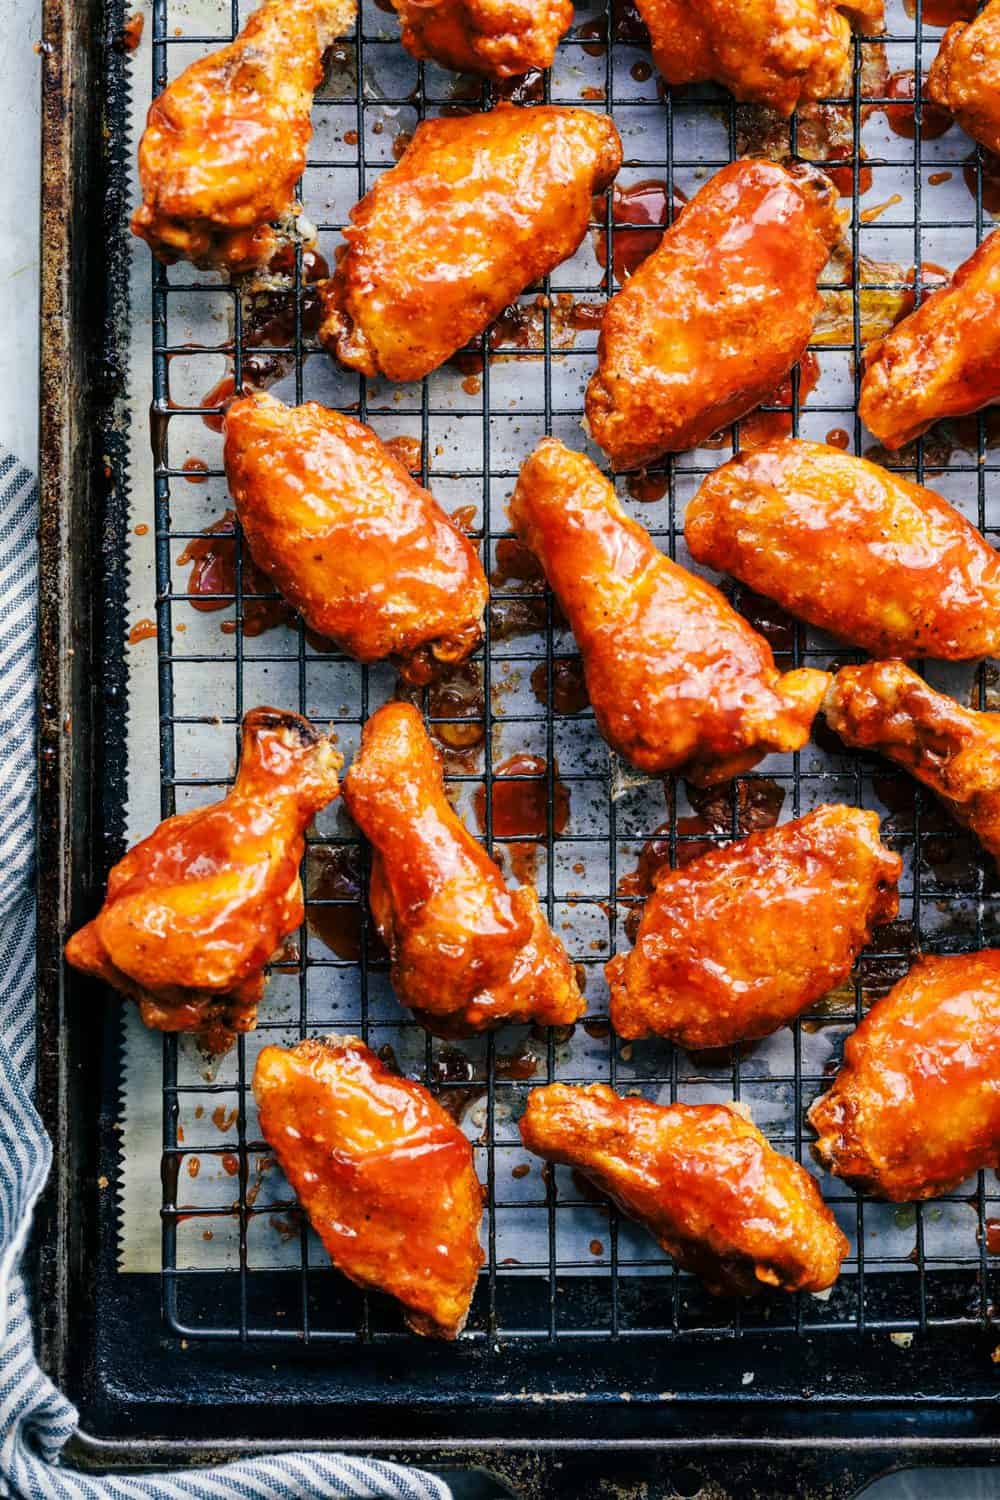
left=223, top=393, right=488, bottom=683
left=342, top=702, right=584, bottom=1036
left=585, top=159, right=841, bottom=469
left=254, top=1037, right=484, bottom=1337
left=607, top=806, right=901, bottom=1050
left=131, top=0, right=356, bottom=271
left=809, top=951, right=1000, bottom=1200
left=636, top=0, right=883, bottom=117
left=685, top=438, right=1000, bottom=660
left=318, top=104, right=622, bottom=382
left=824, top=661, right=1000, bottom=870
left=859, top=230, right=1000, bottom=450
left=928, top=0, right=1000, bottom=157
left=65, top=708, right=341, bottom=1052
left=520, top=1084, right=848, bottom=1297
left=508, top=439, right=830, bottom=783
left=389, top=0, right=572, bottom=76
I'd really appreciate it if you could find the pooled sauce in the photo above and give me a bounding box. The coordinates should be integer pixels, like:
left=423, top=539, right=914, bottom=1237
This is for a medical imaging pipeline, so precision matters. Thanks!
left=182, top=457, right=209, bottom=483
left=794, top=105, right=874, bottom=197
left=962, top=150, right=1000, bottom=216
left=826, top=427, right=851, bottom=449
left=578, top=16, right=607, bottom=54
left=903, top=0, right=975, bottom=23
left=120, top=11, right=144, bottom=49
left=491, top=537, right=546, bottom=590
left=177, top=509, right=294, bottom=637
left=306, top=845, right=365, bottom=961
left=595, top=180, right=688, bottom=284
left=626, top=470, right=668, bottom=503
left=880, top=71, right=952, bottom=141
left=490, top=597, right=549, bottom=642
left=986, top=1218, right=1000, bottom=1255
left=529, top=656, right=589, bottom=715
left=617, top=821, right=675, bottom=901
left=427, top=663, right=486, bottom=769
left=611, top=0, right=650, bottom=44
left=494, top=68, right=544, bottom=104
left=128, top=618, right=157, bottom=644
left=474, top=753, right=571, bottom=840
left=199, top=374, right=239, bottom=433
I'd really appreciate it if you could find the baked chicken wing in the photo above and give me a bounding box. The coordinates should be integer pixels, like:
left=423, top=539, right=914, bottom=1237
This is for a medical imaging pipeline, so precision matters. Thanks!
left=389, top=0, right=572, bottom=76
left=607, top=805, right=901, bottom=1049
left=131, top=0, right=356, bottom=271
left=508, top=439, right=830, bottom=783
left=809, top=951, right=1000, bottom=1200
left=342, top=702, right=584, bottom=1036
left=520, top=1084, right=848, bottom=1296
left=318, top=104, right=622, bottom=382
left=824, top=661, right=1000, bottom=870
left=254, top=1037, right=484, bottom=1337
left=585, top=159, right=841, bottom=469
left=928, top=0, right=1000, bottom=156
left=636, top=0, right=882, bottom=117
left=859, top=230, right=1000, bottom=450
left=65, top=708, right=341, bottom=1052
left=224, top=392, right=488, bottom=683
left=685, top=438, right=1000, bottom=660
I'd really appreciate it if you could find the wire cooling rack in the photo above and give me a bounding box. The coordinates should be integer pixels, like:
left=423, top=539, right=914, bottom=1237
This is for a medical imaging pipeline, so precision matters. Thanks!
left=142, top=0, right=1000, bottom=1344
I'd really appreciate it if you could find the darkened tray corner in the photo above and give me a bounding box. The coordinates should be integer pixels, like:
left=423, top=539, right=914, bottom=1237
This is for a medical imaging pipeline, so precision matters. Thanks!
left=30, top=0, right=1000, bottom=1491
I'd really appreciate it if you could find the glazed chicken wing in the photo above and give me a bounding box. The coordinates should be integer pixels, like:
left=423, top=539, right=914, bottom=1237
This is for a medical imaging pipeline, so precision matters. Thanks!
left=685, top=438, right=1000, bottom=660
left=859, top=231, right=1000, bottom=450
left=390, top=0, right=572, bottom=76
left=636, top=0, right=882, bottom=117
left=342, top=702, right=584, bottom=1036
left=809, top=951, right=1000, bottom=1200
left=585, top=159, right=841, bottom=469
left=824, top=661, right=1000, bottom=870
left=607, top=805, right=901, bottom=1049
left=520, top=1084, right=848, bottom=1296
left=65, top=708, right=341, bottom=1053
left=224, top=393, right=487, bottom=683
left=254, top=1037, right=484, bottom=1337
left=928, top=0, right=1000, bottom=156
left=131, top=0, right=356, bottom=271
left=508, top=439, right=830, bottom=783
left=318, top=104, right=622, bottom=382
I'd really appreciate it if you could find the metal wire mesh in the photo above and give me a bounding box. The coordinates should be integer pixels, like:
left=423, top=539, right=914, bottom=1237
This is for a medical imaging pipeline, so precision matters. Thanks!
left=147, top=0, right=1000, bottom=1345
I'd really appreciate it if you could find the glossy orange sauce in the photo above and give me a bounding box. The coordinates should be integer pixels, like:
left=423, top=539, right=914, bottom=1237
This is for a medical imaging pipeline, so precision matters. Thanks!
left=880, top=71, right=952, bottom=141
left=595, top=179, right=688, bottom=284
left=128, top=618, right=157, bottom=644
left=474, top=753, right=571, bottom=841
left=177, top=509, right=294, bottom=637
left=182, top=457, right=209, bottom=483
left=384, top=435, right=423, bottom=472
left=962, top=151, right=1000, bottom=216
left=626, top=471, right=669, bottom=503
left=737, top=351, right=821, bottom=450
left=903, top=0, right=975, bottom=24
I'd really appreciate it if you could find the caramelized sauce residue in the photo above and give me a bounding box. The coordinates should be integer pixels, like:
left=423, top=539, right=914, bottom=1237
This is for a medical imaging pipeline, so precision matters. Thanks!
left=529, top=656, right=589, bottom=715
left=903, top=0, right=975, bottom=24
left=626, top=470, right=669, bottom=503
left=493, top=69, right=544, bottom=104
left=985, top=1218, right=1000, bottom=1255
left=611, top=0, right=649, bottom=43
left=962, top=151, right=1000, bottom=217
left=427, top=663, right=486, bottom=769
left=879, top=71, right=952, bottom=141
left=474, top=753, right=571, bottom=839
left=491, top=537, right=546, bottom=590
left=177, top=509, right=294, bottom=637
left=578, top=16, right=607, bottom=54
left=737, top=351, right=820, bottom=450
left=119, top=11, right=144, bottom=50
left=595, top=180, right=688, bottom=284
left=384, top=435, right=423, bottom=472
left=306, top=845, right=365, bottom=961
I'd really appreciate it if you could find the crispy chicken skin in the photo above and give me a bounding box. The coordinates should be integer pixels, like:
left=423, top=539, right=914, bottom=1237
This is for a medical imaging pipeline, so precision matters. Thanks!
left=607, top=806, right=901, bottom=1049
left=343, top=703, right=584, bottom=1036
left=585, top=159, right=841, bottom=470
left=809, top=951, right=1000, bottom=1200
left=318, top=104, right=622, bottom=382
left=508, top=439, right=830, bottom=783
left=859, top=230, right=1000, bottom=450
left=223, top=393, right=487, bottom=684
left=65, top=709, right=342, bottom=1053
left=131, top=0, right=356, bottom=271
left=928, top=0, right=1000, bottom=157
left=685, top=438, right=1000, bottom=660
left=254, top=1037, right=484, bottom=1337
left=390, top=0, right=572, bottom=76
left=520, top=1085, right=848, bottom=1296
left=825, top=661, right=1000, bottom=870
left=637, top=0, right=882, bottom=117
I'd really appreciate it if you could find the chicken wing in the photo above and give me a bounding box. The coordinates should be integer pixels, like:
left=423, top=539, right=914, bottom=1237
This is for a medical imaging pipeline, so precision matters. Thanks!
left=318, top=104, right=622, bottom=382
left=636, top=0, right=882, bottom=117
left=859, top=231, right=1000, bottom=450
left=508, top=439, right=830, bottom=783
left=389, top=0, right=572, bottom=76
left=520, top=1084, right=848, bottom=1296
left=928, top=0, right=1000, bottom=156
left=254, top=1037, right=484, bottom=1337
left=342, top=702, right=584, bottom=1036
left=607, top=805, right=901, bottom=1049
left=685, top=438, right=1000, bottom=660
left=65, top=708, right=341, bottom=1052
left=824, top=661, right=1000, bottom=870
left=585, top=159, right=841, bottom=470
left=809, top=951, right=1000, bottom=1200
left=223, top=392, right=488, bottom=683
left=131, top=0, right=356, bottom=271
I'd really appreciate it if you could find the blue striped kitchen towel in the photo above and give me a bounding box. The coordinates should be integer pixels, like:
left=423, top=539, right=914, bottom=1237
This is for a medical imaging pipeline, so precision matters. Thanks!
left=0, top=445, right=450, bottom=1500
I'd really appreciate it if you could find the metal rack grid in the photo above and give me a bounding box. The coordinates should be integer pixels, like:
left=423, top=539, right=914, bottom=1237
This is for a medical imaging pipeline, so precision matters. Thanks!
left=145, top=0, right=1000, bottom=1345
